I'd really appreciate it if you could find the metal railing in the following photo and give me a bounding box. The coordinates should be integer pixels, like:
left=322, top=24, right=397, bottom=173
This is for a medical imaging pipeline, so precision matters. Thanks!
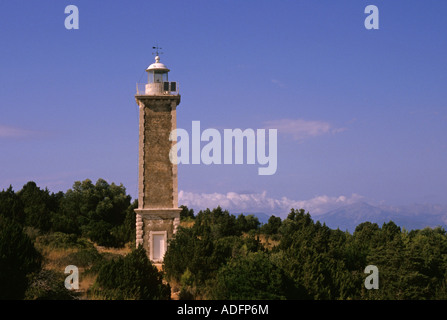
left=136, top=82, right=179, bottom=96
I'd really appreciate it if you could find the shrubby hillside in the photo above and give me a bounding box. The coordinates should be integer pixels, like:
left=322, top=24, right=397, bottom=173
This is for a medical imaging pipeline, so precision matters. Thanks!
left=1, top=179, right=447, bottom=300
left=166, top=207, right=447, bottom=299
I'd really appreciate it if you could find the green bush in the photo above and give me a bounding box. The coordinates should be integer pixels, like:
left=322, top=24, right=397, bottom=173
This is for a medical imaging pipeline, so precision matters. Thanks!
left=61, top=247, right=104, bottom=269
left=92, top=246, right=171, bottom=300
left=178, top=268, right=195, bottom=300
left=0, top=217, right=42, bottom=299
left=261, top=215, right=282, bottom=235
left=25, top=269, right=79, bottom=300
left=0, top=186, right=24, bottom=223
left=180, top=205, right=195, bottom=221
left=163, top=228, right=238, bottom=288
left=236, top=214, right=260, bottom=233
left=83, top=220, right=122, bottom=248
left=35, top=232, right=92, bottom=250
left=211, top=251, right=305, bottom=300
left=193, top=206, right=240, bottom=239
left=18, top=181, right=57, bottom=233
left=164, top=211, right=266, bottom=299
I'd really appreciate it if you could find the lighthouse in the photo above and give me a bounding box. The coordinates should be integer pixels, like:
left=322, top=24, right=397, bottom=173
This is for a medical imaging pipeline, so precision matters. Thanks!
left=134, top=53, right=181, bottom=264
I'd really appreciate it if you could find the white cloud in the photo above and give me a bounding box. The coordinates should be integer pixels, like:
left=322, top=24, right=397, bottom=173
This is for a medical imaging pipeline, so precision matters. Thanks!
left=0, top=125, right=36, bottom=138
left=179, top=190, right=364, bottom=218
left=271, top=79, right=286, bottom=88
left=263, top=118, right=346, bottom=141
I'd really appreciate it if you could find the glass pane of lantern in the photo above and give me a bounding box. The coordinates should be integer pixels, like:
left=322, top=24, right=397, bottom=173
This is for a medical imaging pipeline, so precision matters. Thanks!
left=148, top=72, right=154, bottom=83
left=154, top=72, right=163, bottom=83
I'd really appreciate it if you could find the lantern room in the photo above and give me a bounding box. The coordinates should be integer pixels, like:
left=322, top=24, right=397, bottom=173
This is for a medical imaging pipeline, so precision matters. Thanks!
left=147, top=55, right=169, bottom=83
left=142, top=55, right=178, bottom=95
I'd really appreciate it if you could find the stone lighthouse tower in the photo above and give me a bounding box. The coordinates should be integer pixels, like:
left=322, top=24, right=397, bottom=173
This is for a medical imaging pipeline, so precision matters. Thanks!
left=134, top=53, right=181, bottom=264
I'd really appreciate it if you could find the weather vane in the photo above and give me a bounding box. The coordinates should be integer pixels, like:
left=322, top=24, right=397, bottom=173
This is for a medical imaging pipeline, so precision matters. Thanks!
left=152, top=43, right=164, bottom=56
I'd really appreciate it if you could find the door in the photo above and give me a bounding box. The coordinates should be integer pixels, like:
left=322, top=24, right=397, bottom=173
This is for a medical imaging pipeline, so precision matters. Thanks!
left=152, top=234, right=165, bottom=261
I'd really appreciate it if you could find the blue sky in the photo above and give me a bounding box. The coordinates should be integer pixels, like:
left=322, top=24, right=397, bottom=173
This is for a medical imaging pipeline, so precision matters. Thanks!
left=1, top=1, right=446, bottom=217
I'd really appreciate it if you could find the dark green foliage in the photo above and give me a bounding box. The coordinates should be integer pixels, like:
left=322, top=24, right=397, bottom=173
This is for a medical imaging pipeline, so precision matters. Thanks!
left=0, top=216, right=42, bottom=299
left=261, top=215, right=282, bottom=235
left=0, top=186, right=24, bottom=223
left=362, top=226, right=447, bottom=300
left=35, top=232, right=91, bottom=250
left=163, top=227, right=220, bottom=287
left=25, top=269, right=79, bottom=300
left=0, top=180, right=141, bottom=299
left=180, top=205, right=195, bottom=220
left=18, top=182, right=58, bottom=232
left=3, top=180, right=447, bottom=300
left=193, top=206, right=240, bottom=239
left=119, top=200, right=137, bottom=246
left=275, top=209, right=358, bottom=299
left=212, top=251, right=307, bottom=300
left=50, top=207, right=80, bottom=235
left=85, top=220, right=120, bottom=248
left=0, top=179, right=134, bottom=247
left=163, top=207, right=447, bottom=300
left=59, top=179, right=133, bottom=247
left=163, top=219, right=264, bottom=296
left=62, top=247, right=104, bottom=269
left=93, top=246, right=171, bottom=300
left=236, top=214, right=260, bottom=233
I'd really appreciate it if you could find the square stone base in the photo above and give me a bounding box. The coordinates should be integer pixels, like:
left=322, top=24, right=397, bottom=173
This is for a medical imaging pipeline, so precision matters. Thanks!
left=135, top=208, right=181, bottom=263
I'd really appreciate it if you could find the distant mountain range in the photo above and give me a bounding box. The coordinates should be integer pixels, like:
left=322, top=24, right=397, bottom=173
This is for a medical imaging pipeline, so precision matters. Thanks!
left=319, top=202, right=447, bottom=233
left=247, top=202, right=447, bottom=233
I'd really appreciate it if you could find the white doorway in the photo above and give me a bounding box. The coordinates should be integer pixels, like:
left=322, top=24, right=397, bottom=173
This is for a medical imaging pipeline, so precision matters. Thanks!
left=150, top=231, right=167, bottom=262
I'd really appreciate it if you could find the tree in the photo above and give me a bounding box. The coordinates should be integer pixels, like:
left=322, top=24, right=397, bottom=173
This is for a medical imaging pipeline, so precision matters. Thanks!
left=275, top=209, right=361, bottom=299
left=163, top=227, right=217, bottom=288
left=59, top=179, right=132, bottom=247
left=86, top=220, right=119, bottom=247
left=17, top=181, right=57, bottom=232
left=0, top=216, right=41, bottom=299
left=164, top=214, right=265, bottom=298
left=211, top=251, right=306, bottom=300
left=381, top=221, right=401, bottom=242
left=193, top=206, right=239, bottom=239
left=180, top=205, right=194, bottom=220
left=93, top=246, right=170, bottom=300
left=0, top=186, right=24, bottom=223
left=261, top=215, right=282, bottom=235
left=236, top=214, right=260, bottom=233
left=278, top=208, right=314, bottom=249
left=112, top=200, right=137, bottom=247
left=25, top=269, right=79, bottom=300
